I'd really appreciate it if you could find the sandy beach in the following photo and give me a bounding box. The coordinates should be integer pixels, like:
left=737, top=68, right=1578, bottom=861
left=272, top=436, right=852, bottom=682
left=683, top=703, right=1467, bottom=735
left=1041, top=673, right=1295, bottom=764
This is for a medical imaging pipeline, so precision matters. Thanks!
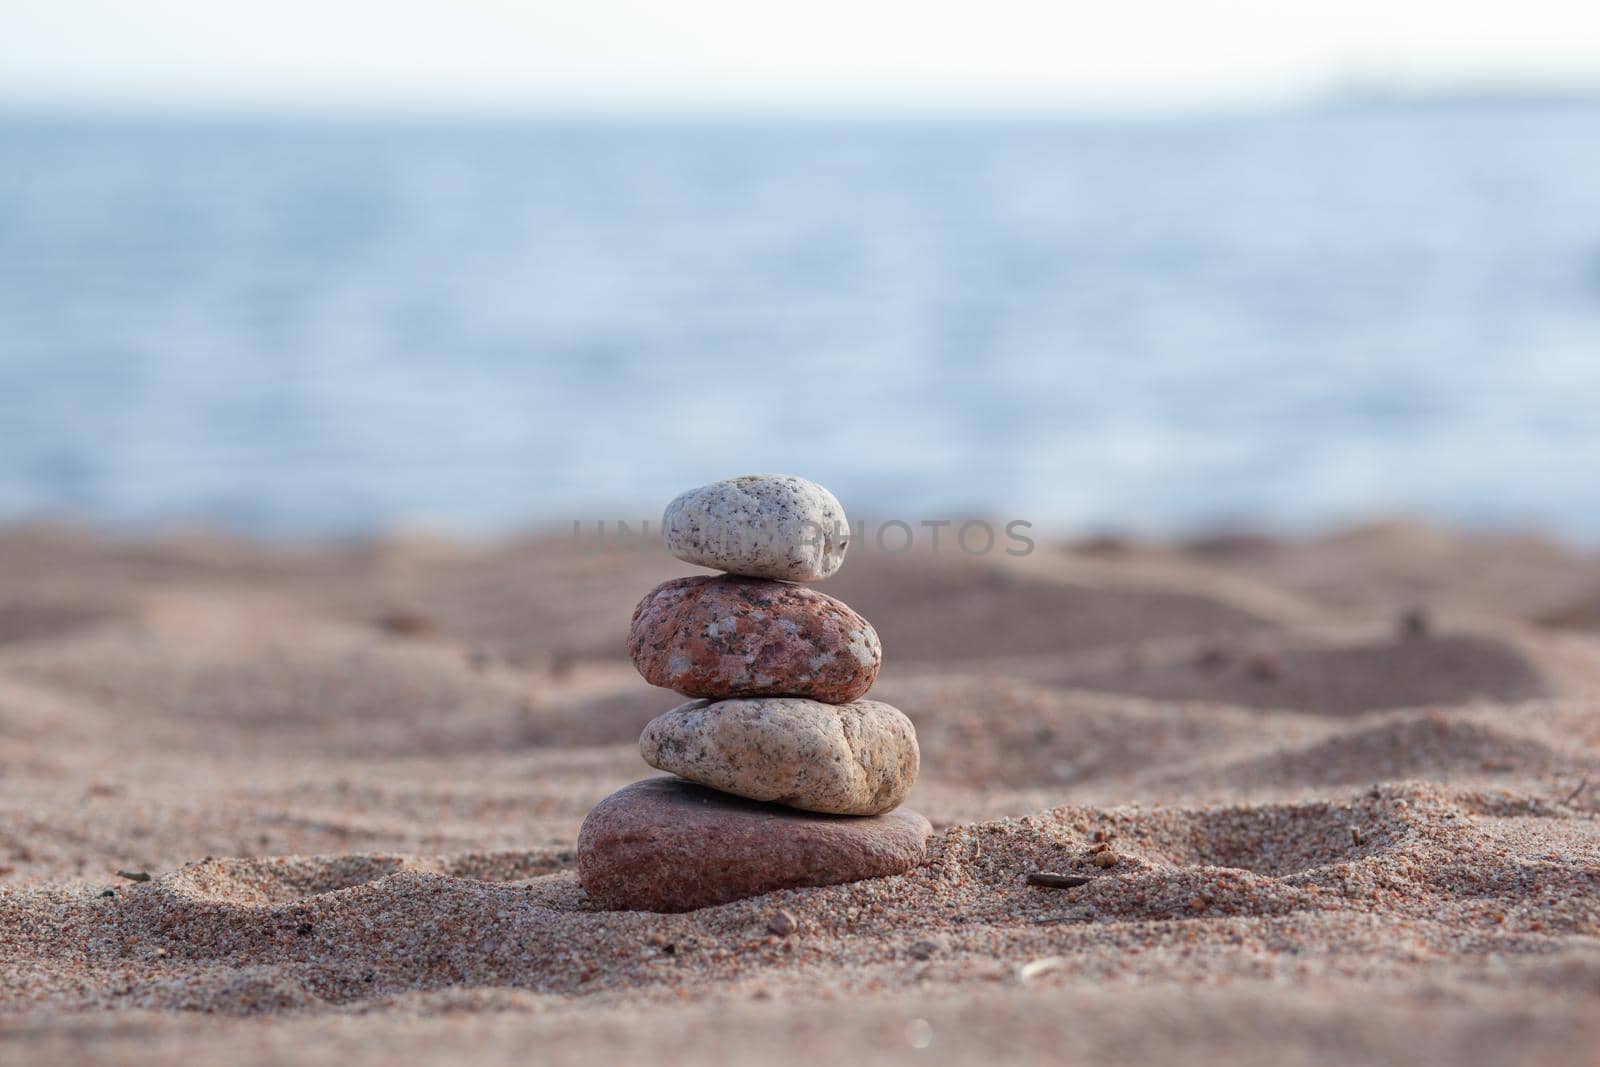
left=3, top=521, right=1599, bottom=1065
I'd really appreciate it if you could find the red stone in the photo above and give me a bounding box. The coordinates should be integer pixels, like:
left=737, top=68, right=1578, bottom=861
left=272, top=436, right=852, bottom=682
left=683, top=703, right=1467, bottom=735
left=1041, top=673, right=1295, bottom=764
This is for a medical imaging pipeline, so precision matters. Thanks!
left=577, top=777, right=932, bottom=912
left=627, top=576, right=881, bottom=702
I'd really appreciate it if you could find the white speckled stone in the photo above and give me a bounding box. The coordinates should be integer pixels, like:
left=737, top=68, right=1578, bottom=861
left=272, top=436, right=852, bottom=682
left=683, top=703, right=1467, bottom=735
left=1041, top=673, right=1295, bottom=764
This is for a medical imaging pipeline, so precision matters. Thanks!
left=640, top=697, right=919, bottom=815
left=663, top=475, right=849, bottom=582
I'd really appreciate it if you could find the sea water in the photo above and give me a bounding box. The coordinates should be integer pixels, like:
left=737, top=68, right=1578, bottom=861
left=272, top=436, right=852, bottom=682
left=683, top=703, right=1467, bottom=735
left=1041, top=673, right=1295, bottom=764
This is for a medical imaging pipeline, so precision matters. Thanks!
left=2, top=105, right=1599, bottom=537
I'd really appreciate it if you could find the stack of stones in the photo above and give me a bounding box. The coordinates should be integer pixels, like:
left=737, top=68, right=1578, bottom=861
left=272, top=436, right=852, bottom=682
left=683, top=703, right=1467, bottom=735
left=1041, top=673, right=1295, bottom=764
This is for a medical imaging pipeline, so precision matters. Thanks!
left=577, top=475, right=932, bottom=912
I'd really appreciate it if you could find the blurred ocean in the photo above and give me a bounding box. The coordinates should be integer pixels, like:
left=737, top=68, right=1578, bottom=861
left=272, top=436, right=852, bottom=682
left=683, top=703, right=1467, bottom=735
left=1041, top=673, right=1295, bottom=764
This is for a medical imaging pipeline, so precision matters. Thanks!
left=2, top=105, right=1600, bottom=538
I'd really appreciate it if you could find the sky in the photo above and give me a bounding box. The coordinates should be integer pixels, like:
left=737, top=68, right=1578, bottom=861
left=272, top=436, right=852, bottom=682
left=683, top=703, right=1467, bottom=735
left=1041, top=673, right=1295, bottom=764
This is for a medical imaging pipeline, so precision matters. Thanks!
left=4, top=0, right=1600, bottom=113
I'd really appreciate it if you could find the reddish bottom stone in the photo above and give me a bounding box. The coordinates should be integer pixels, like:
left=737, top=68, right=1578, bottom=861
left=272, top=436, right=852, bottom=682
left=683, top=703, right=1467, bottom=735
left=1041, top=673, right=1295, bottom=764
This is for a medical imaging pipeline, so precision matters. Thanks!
left=576, top=777, right=933, bottom=912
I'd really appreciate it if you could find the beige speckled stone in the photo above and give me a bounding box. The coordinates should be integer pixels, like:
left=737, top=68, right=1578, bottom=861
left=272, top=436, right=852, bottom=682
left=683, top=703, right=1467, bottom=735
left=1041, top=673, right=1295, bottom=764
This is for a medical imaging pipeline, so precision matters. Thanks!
left=640, top=697, right=919, bottom=815
left=664, top=475, right=849, bottom=582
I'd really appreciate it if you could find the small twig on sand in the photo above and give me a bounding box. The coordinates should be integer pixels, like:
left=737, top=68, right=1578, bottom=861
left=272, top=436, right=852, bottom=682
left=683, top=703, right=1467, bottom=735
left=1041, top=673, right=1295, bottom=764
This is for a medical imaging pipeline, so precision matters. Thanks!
left=1561, top=776, right=1589, bottom=807
left=1025, top=872, right=1090, bottom=889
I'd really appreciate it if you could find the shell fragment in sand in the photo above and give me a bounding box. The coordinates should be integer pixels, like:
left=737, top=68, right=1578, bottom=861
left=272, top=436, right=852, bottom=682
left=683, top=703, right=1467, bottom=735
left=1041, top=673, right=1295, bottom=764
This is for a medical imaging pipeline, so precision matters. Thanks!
left=1017, top=956, right=1071, bottom=982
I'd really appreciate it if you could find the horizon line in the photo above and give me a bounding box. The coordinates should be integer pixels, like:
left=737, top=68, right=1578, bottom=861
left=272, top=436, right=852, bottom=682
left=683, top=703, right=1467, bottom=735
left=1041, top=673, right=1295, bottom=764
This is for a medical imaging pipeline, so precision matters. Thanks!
left=4, top=79, right=1600, bottom=125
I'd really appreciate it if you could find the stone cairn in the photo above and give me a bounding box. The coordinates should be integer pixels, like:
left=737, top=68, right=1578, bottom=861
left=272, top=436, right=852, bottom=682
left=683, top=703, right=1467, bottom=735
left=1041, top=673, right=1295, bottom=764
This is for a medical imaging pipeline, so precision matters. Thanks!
left=577, top=474, right=932, bottom=912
